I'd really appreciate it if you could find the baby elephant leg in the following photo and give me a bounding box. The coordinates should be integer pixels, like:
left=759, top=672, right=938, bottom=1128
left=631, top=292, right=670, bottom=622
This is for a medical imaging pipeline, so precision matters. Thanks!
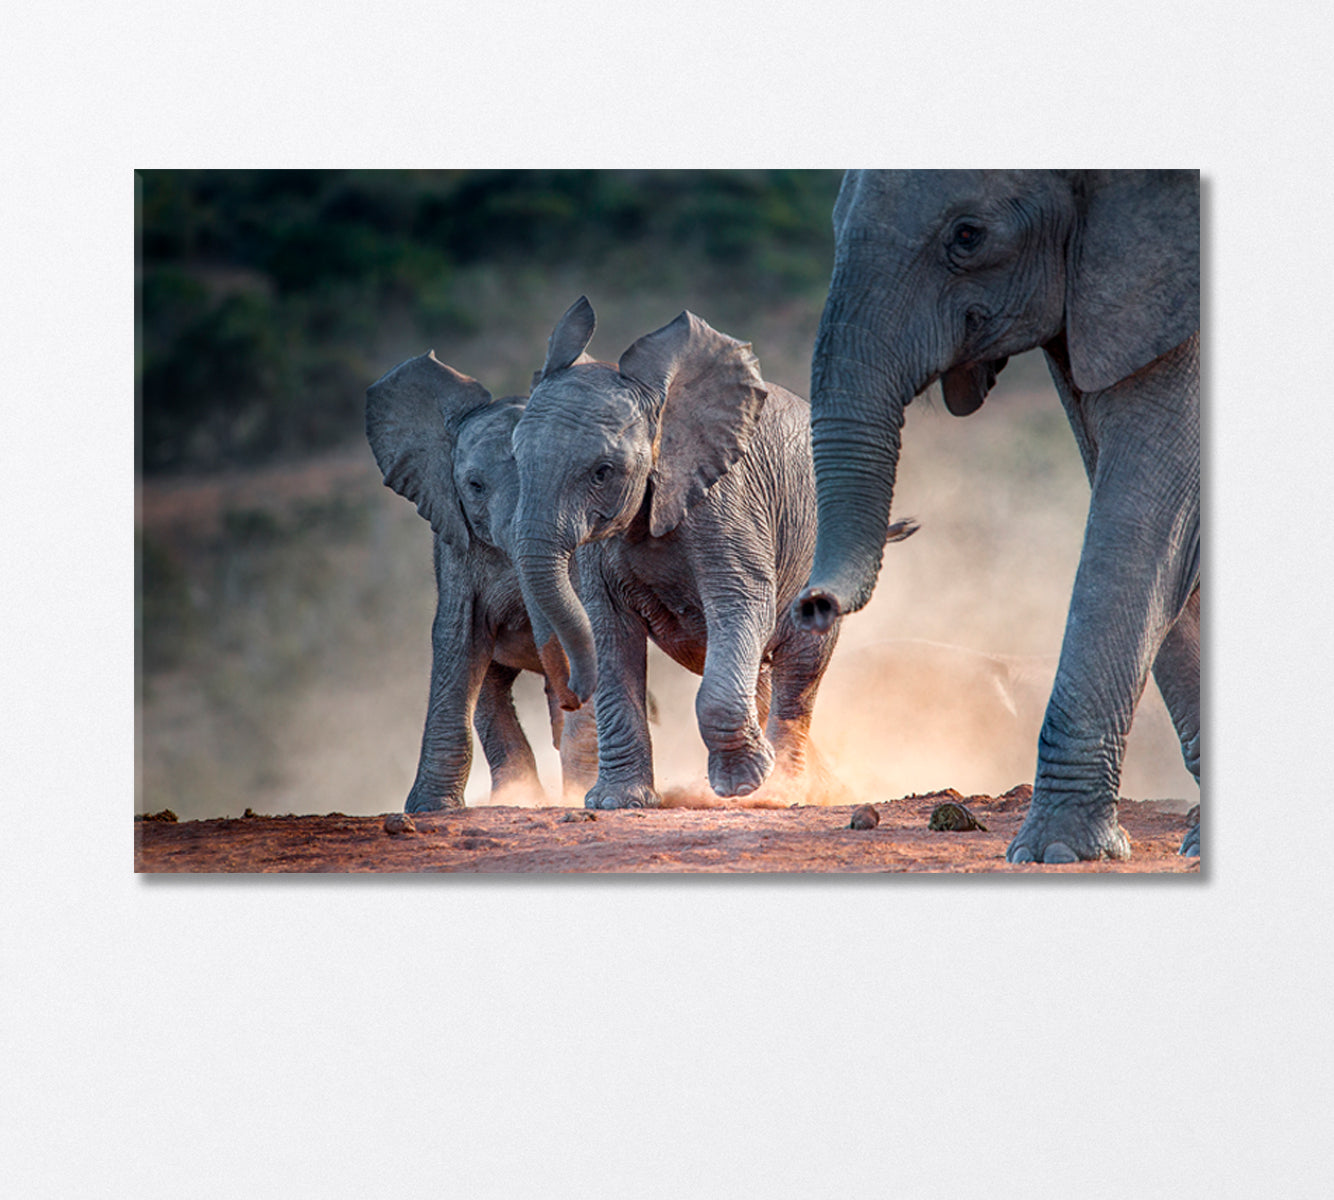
left=558, top=702, right=599, bottom=805
left=406, top=594, right=490, bottom=812
left=582, top=581, right=660, bottom=809
left=696, top=604, right=776, bottom=798
left=474, top=661, right=544, bottom=805
left=761, top=628, right=849, bottom=805
left=755, top=662, right=773, bottom=728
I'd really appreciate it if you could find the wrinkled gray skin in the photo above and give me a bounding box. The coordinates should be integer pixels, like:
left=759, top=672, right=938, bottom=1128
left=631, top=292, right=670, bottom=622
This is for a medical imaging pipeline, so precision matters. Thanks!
left=514, top=298, right=912, bottom=810
left=366, top=353, right=597, bottom=811
left=793, top=170, right=1200, bottom=862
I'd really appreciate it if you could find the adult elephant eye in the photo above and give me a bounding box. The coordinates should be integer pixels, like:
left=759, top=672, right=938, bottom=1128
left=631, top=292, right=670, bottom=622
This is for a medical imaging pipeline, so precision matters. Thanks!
left=953, top=222, right=983, bottom=249
left=468, top=479, right=486, bottom=494
left=591, top=463, right=613, bottom=486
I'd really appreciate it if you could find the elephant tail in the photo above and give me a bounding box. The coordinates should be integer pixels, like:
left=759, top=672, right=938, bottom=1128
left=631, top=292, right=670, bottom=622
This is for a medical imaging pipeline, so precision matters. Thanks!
left=885, top=516, right=920, bottom=545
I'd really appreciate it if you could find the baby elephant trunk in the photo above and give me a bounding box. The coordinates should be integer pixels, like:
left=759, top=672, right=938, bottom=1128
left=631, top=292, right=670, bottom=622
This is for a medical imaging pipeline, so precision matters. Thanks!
left=515, top=536, right=598, bottom=710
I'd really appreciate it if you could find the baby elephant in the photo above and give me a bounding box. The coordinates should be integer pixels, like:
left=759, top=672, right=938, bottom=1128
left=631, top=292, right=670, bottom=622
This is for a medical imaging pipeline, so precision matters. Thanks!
left=366, top=352, right=596, bottom=811
left=511, top=297, right=916, bottom=809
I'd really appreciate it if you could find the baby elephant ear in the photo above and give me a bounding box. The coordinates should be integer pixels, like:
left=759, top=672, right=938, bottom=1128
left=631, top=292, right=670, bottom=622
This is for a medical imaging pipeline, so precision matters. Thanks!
left=618, top=312, right=768, bottom=538
left=365, top=352, right=492, bottom=548
left=536, top=296, right=597, bottom=382
left=1066, top=170, right=1199, bottom=393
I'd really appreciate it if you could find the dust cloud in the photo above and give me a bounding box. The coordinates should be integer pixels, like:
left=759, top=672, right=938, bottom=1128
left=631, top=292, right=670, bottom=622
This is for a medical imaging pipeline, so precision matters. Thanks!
left=136, top=352, right=1198, bottom=820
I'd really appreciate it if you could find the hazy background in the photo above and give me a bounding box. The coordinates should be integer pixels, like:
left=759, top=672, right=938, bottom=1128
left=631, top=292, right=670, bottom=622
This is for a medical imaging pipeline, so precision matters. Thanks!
left=135, top=169, right=1197, bottom=819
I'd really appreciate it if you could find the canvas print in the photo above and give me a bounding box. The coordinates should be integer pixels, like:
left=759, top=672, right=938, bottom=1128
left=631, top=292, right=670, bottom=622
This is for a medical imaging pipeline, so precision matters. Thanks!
left=135, top=169, right=1200, bottom=873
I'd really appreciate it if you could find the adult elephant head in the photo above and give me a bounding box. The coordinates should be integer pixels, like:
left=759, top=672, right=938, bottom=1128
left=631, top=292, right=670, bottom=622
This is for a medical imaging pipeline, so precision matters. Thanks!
left=793, top=170, right=1201, bottom=863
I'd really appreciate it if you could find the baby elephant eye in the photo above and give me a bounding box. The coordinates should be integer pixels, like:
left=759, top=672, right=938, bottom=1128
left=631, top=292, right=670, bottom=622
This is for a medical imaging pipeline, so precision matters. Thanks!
left=468, top=478, right=486, bottom=494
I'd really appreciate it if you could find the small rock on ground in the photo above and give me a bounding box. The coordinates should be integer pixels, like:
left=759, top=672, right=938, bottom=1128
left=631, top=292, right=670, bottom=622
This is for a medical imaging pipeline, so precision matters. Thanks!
left=928, top=802, right=987, bottom=832
left=849, top=805, right=880, bottom=830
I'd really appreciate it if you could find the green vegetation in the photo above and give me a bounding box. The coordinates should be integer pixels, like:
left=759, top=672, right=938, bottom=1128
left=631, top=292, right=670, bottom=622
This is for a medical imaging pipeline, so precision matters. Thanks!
left=136, top=170, right=844, bottom=474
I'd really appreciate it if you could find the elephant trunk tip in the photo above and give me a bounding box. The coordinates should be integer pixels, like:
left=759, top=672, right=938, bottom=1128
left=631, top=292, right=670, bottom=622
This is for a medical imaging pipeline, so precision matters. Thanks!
left=538, top=637, right=584, bottom=712
left=792, top=587, right=842, bottom=634
left=568, top=663, right=597, bottom=709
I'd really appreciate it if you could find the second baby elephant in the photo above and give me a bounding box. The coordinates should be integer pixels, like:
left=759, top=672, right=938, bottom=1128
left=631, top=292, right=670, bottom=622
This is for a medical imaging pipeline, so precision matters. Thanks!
left=366, top=351, right=597, bottom=811
left=512, top=297, right=916, bottom=809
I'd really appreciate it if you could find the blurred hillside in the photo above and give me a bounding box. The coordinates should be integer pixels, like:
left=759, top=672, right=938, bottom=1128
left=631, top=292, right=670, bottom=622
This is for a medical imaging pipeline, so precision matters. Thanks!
left=136, top=169, right=848, bottom=474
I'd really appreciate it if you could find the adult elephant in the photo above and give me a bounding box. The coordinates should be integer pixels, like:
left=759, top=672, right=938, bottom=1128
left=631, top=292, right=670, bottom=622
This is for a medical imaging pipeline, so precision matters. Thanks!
left=792, top=170, right=1200, bottom=863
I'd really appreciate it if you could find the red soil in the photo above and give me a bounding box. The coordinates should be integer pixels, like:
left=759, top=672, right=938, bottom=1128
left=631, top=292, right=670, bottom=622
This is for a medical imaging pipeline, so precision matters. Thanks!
left=134, top=787, right=1199, bottom=874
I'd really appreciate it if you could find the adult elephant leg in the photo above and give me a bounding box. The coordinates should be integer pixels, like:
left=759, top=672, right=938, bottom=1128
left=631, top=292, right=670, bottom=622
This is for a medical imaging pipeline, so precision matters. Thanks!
left=1151, top=584, right=1201, bottom=854
left=406, top=580, right=490, bottom=812
left=581, top=567, right=659, bottom=810
left=696, top=591, right=777, bottom=798
left=1009, top=339, right=1200, bottom=863
left=473, top=661, right=545, bottom=806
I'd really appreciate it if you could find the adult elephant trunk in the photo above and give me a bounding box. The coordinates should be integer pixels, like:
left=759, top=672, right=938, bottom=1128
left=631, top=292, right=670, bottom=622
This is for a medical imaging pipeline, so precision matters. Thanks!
left=515, top=533, right=597, bottom=711
left=794, top=280, right=912, bottom=633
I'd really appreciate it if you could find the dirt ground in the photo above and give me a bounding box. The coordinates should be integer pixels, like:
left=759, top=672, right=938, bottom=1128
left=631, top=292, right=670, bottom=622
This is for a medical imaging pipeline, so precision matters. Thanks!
left=136, top=389, right=1200, bottom=865
left=134, top=786, right=1199, bottom=874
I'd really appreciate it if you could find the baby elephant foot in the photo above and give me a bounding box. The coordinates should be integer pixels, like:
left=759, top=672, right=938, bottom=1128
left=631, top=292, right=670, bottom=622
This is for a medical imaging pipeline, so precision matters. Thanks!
left=707, top=735, right=776, bottom=799
left=1006, top=796, right=1131, bottom=863
left=584, top=781, right=662, bottom=810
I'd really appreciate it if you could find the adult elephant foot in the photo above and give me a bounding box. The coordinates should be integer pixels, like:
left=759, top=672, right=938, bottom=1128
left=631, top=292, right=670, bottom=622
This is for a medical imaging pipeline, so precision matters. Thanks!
left=405, top=783, right=466, bottom=813
left=584, top=781, right=662, bottom=810
left=707, top=733, right=776, bottom=799
left=1179, top=810, right=1200, bottom=857
left=1006, top=796, right=1131, bottom=863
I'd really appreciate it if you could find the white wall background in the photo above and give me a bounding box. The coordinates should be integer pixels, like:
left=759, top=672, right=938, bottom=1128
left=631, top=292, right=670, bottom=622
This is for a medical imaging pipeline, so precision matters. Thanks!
left=2, top=3, right=1330, bottom=1197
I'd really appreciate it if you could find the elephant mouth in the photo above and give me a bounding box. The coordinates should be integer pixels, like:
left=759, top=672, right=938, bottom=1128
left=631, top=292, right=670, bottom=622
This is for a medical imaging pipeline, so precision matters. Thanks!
left=940, top=357, right=1009, bottom=416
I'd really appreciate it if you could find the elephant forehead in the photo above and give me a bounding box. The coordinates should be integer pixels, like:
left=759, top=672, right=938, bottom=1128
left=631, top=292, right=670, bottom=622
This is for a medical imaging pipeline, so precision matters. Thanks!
left=520, top=373, right=648, bottom=443
left=458, top=405, right=520, bottom=459
left=842, top=169, right=1055, bottom=234
left=842, top=170, right=976, bottom=227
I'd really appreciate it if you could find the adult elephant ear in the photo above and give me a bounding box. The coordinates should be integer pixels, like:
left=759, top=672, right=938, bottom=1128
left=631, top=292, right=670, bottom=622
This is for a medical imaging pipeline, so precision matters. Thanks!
left=1066, top=170, right=1200, bottom=393
left=365, top=351, right=492, bottom=550
left=535, top=295, right=598, bottom=383
left=618, top=311, right=768, bottom=538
